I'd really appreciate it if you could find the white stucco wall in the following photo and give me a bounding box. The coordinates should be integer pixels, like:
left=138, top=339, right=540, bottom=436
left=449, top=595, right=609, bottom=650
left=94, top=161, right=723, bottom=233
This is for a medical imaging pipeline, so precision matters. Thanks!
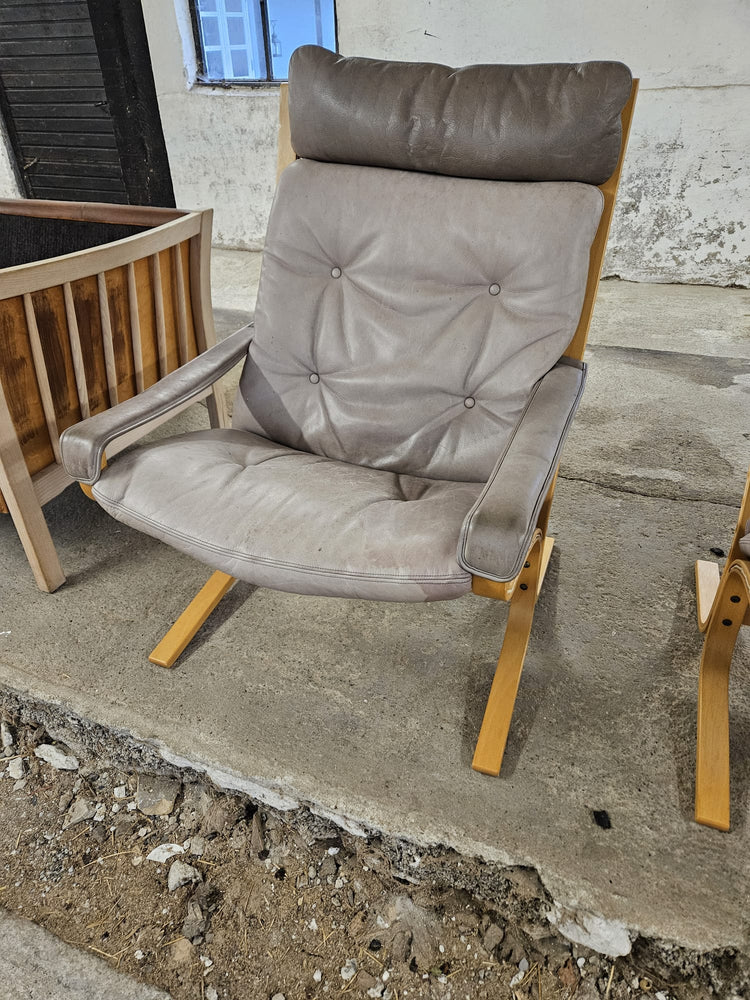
left=0, top=117, right=22, bottom=199
left=142, top=0, right=749, bottom=285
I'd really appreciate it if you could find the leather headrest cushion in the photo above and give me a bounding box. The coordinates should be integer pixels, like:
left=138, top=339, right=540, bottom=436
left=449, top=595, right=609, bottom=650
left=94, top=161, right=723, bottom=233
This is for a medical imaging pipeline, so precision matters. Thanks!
left=288, top=46, right=632, bottom=184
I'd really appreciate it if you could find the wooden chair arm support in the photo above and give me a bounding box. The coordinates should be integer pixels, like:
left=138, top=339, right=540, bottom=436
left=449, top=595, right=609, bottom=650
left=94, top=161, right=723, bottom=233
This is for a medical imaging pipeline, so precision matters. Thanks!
left=60, top=324, right=253, bottom=486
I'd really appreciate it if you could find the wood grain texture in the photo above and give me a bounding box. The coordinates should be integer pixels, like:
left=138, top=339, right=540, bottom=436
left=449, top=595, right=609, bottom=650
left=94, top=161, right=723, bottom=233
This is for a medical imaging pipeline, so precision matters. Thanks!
left=565, top=81, right=639, bottom=362
left=149, top=571, right=236, bottom=668
left=695, top=560, right=750, bottom=830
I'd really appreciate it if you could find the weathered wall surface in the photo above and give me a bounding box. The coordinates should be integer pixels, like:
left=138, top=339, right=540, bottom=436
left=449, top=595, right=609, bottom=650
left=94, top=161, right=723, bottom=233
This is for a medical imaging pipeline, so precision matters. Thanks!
left=336, top=0, right=749, bottom=287
left=1, top=1, right=745, bottom=285
left=0, top=117, right=22, bottom=199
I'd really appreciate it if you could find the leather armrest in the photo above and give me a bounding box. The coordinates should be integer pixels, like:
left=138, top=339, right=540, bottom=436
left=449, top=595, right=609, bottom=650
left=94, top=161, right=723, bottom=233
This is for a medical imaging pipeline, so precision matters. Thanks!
left=457, top=358, right=586, bottom=582
left=60, top=324, right=253, bottom=486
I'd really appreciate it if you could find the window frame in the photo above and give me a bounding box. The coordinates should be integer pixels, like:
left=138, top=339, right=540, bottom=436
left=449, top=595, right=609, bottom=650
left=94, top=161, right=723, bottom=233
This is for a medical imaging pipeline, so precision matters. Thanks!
left=189, top=0, right=338, bottom=87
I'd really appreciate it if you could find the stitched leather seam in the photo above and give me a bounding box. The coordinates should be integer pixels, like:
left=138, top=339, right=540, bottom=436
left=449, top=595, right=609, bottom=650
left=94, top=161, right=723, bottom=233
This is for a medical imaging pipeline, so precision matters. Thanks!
left=457, top=362, right=586, bottom=582
left=92, top=496, right=470, bottom=584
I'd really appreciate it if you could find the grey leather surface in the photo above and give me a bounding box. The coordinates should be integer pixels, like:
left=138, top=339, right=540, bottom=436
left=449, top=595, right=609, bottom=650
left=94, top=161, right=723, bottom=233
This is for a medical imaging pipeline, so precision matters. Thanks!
left=289, top=46, right=632, bottom=184
left=236, top=159, right=602, bottom=484
left=740, top=529, right=750, bottom=557
left=92, top=429, right=481, bottom=602
left=60, top=326, right=253, bottom=485
left=458, top=359, right=586, bottom=581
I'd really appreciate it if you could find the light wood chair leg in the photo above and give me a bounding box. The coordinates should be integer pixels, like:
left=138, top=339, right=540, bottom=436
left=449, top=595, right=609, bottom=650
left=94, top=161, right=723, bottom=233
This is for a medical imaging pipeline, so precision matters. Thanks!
left=149, top=570, right=236, bottom=668
left=0, top=400, right=66, bottom=592
left=472, top=535, right=545, bottom=776
left=695, top=559, right=721, bottom=632
left=695, top=563, right=749, bottom=831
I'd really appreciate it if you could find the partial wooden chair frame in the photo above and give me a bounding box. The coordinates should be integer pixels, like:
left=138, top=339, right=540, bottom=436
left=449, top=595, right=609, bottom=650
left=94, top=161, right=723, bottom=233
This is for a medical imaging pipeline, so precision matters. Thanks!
left=0, top=200, right=227, bottom=593
left=95, top=79, right=639, bottom=778
left=694, top=467, right=750, bottom=830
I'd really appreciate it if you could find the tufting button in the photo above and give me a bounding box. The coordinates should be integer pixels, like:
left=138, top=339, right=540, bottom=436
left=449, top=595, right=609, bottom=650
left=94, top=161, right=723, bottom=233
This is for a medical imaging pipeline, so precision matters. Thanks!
left=464, top=396, right=475, bottom=408
left=309, top=372, right=320, bottom=384
left=489, top=283, right=501, bottom=295
left=331, top=266, right=342, bottom=278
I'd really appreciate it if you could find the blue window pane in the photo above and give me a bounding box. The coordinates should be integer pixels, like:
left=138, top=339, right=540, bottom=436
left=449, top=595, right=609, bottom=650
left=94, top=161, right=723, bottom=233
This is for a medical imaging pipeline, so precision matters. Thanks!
left=205, top=48, right=225, bottom=79
left=266, top=0, right=336, bottom=80
left=200, top=15, right=221, bottom=46
left=227, top=16, right=245, bottom=45
left=231, top=49, right=249, bottom=77
left=195, top=0, right=333, bottom=81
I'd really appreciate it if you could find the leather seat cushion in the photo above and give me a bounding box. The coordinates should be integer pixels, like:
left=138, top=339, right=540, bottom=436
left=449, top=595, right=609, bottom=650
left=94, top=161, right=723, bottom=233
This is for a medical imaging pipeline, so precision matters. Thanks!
left=92, top=429, right=483, bottom=602
left=740, top=528, right=750, bottom=557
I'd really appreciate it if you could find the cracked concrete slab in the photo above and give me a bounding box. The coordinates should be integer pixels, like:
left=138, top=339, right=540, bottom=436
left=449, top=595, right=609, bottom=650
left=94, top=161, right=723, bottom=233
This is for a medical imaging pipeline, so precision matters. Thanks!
left=0, top=271, right=749, bottom=973
left=0, top=908, right=171, bottom=1000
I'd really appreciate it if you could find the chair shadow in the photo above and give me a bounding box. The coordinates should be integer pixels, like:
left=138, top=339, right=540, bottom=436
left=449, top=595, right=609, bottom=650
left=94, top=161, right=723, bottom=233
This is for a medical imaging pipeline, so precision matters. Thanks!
left=460, top=545, right=564, bottom=779
left=175, top=581, right=258, bottom=666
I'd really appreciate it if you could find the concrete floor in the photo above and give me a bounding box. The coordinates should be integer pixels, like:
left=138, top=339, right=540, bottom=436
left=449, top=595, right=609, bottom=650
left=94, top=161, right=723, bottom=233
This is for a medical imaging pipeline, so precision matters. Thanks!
left=1, top=260, right=749, bottom=963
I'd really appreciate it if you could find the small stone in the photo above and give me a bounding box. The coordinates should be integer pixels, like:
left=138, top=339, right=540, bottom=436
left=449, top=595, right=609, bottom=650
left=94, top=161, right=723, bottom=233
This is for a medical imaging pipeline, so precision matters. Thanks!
left=136, top=775, right=181, bottom=816
left=168, top=860, right=201, bottom=891
left=131, top=855, right=143, bottom=867
left=127, top=802, right=137, bottom=811
left=182, top=899, right=206, bottom=940
left=1, top=722, right=14, bottom=748
left=7, top=758, right=24, bottom=781
left=34, top=745, right=79, bottom=770
left=147, top=843, right=184, bottom=863
left=93, top=804, right=106, bottom=823
left=63, top=797, right=97, bottom=829
left=357, top=971, right=379, bottom=991
left=134, top=950, right=145, bottom=961
left=313, top=969, right=323, bottom=983
left=482, top=923, right=504, bottom=954
left=577, top=957, right=586, bottom=969
left=341, top=958, right=357, bottom=981
left=519, top=958, right=529, bottom=973
left=249, top=811, right=265, bottom=855
left=367, top=986, right=385, bottom=999
left=205, top=989, right=218, bottom=1000
left=271, top=994, right=286, bottom=1000
left=189, top=835, right=206, bottom=856
left=13, top=779, right=26, bottom=791
left=170, top=938, right=195, bottom=966
left=114, top=785, right=127, bottom=799
left=58, top=789, right=75, bottom=813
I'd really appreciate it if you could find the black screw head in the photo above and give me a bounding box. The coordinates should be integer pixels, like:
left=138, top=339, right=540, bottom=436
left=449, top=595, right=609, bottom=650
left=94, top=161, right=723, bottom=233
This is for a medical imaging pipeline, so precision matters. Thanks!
left=524, top=562, right=531, bottom=568
left=730, top=595, right=741, bottom=603
left=519, top=583, right=528, bottom=591
left=722, top=618, right=733, bottom=627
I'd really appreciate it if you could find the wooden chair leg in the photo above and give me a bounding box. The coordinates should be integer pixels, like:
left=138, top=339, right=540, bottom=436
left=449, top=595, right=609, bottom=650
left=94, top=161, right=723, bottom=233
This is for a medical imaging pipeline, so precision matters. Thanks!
left=0, top=430, right=66, bottom=593
left=472, top=535, right=545, bottom=776
left=149, top=570, right=236, bottom=668
left=695, top=560, right=721, bottom=632
left=695, top=563, right=749, bottom=831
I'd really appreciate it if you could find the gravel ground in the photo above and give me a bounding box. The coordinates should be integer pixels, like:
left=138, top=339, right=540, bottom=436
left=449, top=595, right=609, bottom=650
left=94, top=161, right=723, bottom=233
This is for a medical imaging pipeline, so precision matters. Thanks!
left=0, top=710, right=714, bottom=1000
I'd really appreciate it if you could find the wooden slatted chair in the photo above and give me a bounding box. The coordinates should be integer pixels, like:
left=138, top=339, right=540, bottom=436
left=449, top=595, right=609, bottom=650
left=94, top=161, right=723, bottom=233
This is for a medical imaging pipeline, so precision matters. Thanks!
left=694, top=466, right=750, bottom=830
left=0, top=200, right=228, bottom=592
left=60, top=47, right=637, bottom=776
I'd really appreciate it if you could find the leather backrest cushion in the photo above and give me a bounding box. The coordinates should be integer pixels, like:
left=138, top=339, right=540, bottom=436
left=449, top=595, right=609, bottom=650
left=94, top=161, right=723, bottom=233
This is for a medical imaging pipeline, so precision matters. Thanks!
left=234, top=159, right=603, bottom=483
left=289, top=46, right=632, bottom=184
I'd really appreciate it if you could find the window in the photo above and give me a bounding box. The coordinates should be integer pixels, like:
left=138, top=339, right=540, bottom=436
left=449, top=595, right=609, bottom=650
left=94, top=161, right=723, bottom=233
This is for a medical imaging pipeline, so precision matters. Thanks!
left=194, top=0, right=336, bottom=83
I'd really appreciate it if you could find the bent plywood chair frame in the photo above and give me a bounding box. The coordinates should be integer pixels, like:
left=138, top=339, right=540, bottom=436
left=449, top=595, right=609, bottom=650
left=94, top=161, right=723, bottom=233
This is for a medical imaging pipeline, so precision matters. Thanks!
left=143, top=78, right=638, bottom=779
left=0, top=200, right=227, bottom=593
left=694, top=467, right=750, bottom=830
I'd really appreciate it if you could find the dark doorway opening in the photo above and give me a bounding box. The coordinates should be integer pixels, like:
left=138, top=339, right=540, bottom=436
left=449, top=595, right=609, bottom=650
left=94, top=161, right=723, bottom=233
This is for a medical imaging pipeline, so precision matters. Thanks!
left=0, top=0, right=174, bottom=207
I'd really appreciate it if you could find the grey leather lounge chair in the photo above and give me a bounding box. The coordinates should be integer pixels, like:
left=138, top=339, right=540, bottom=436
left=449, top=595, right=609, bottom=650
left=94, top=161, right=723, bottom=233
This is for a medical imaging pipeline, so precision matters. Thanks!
left=694, top=465, right=750, bottom=830
left=61, top=46, right=637, bottom=776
